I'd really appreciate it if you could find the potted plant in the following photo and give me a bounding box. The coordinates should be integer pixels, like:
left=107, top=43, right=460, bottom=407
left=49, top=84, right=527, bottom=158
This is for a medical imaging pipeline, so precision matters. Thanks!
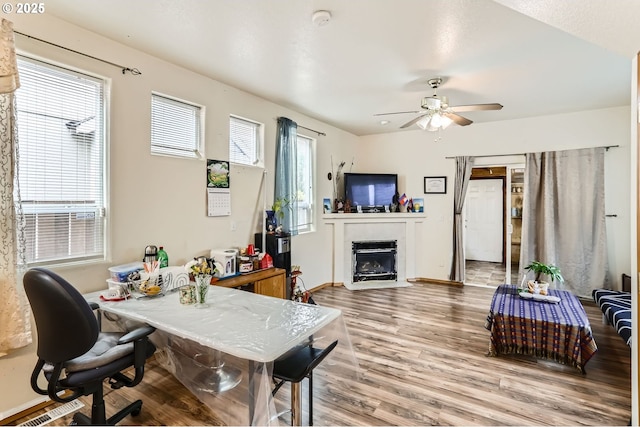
left=272, top=197, right=290, bottom=225
left=523, top=260, right=564, bottom=293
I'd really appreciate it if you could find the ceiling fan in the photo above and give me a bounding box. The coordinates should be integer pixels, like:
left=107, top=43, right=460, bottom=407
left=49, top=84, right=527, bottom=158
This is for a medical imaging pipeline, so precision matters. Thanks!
left=374, top=77, right=503, bottom=131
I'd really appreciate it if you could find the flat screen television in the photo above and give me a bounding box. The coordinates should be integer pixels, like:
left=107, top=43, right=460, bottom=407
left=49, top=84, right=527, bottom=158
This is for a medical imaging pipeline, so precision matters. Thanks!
left=344, top=173, right=398, bottom=212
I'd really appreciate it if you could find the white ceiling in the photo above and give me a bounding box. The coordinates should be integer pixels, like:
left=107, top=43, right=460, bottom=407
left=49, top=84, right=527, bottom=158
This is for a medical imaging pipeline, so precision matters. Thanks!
left=43, top=0, right=640, bottom=136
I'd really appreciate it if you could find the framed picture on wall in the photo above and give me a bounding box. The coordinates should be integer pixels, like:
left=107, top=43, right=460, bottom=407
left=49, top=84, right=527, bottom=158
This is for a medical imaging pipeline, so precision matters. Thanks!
left=424, top=176, right=447, bottom=194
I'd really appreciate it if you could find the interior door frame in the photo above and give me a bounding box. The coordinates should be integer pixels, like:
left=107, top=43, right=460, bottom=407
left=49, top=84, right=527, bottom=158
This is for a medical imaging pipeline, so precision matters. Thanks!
left=466, top=158, right=526, bottom=285
left=467, top=168, right=507, bottom=264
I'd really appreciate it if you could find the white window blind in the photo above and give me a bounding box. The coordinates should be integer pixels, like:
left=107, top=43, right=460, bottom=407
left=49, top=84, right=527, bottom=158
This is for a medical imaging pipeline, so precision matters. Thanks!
left=229, top=115, right=262, bottom=166
left=151, top=93, right=202, bottom=158
left=295, top=134, right=314, bottom=233
left=16, top=56, right=106, bottom=265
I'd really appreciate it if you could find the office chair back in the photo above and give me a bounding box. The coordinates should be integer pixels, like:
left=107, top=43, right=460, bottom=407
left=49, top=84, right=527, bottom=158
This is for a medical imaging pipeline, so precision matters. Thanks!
left=24, top=268, right=99, bottom=364
left=24, top=268, right=157, bottom=425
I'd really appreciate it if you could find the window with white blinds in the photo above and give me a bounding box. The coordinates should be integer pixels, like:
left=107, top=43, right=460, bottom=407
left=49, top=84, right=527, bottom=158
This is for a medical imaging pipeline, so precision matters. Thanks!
left=294, top=134, right=315, bottom=233
left=16, top=56, right=106, bottom=265
left=151, top=93, right=203, bottom=158
left=229, top=115, right=263, bottom=166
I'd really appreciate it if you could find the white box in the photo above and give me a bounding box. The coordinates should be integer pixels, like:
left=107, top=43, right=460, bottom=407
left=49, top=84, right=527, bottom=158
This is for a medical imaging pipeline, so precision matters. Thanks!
left=210, top=249, right=237, bottom=277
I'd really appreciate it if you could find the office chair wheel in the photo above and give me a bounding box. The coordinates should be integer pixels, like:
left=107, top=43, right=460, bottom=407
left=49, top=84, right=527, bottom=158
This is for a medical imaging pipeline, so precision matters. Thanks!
left=131, top=402, right=143, bottom=417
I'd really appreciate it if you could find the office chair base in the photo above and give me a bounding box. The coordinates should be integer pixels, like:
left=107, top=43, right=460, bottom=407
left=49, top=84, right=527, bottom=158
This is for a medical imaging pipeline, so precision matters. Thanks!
left=71, top=400, right=143, bottom=426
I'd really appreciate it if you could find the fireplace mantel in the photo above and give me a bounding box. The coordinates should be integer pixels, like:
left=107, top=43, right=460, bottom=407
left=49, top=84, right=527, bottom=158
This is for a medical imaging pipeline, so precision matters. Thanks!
left=323, top=213, right=426, bottom=285
left=323, top=212, right=426, bottom=223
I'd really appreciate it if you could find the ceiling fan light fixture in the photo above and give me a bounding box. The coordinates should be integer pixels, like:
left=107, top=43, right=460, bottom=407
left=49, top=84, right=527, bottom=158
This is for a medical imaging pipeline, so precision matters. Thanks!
left=422, top=96, right=441, bottom=110
left=417, top=112, right=454, bottom=132
left=430, top=112, right=443, bottom=128
left=416, top=115, right=431, bottom=130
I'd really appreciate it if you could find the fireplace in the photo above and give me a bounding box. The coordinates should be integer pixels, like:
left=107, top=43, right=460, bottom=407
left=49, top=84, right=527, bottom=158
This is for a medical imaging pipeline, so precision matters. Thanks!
left=323, top=213, right=425, bottom=286
left=352, top=240, right=397, bottom=282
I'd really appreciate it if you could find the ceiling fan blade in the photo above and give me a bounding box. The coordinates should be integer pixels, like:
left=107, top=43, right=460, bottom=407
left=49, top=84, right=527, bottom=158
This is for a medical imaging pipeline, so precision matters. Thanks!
left=374, top=110, right=421, bottom=116
left=449, top=103, right=503, bottom=113
left=400, top=114, right=428, bottom=129
left=444, top=112, right=473, bottom=126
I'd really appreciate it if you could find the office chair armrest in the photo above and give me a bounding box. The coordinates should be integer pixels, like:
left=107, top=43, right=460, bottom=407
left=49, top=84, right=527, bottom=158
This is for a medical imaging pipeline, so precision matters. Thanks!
left=117, top=325, right=156, bottom=345
left=109, top=325, right=156, bottom=390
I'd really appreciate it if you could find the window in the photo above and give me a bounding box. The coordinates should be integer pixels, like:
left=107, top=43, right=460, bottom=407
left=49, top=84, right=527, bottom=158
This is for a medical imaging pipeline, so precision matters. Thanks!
left=294, top=134, right=315, bottom=233
left=229, top=115, right=262, bottom=166
left=16, top=56, right=106, bottom=265
left=151, top=93, right=203, bottom=158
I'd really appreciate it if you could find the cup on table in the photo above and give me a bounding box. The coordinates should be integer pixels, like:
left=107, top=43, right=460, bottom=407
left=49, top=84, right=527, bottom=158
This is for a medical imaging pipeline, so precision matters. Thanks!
left=179, top=285, right=196, bottom=305
left=247, top=244, right=255, bottom=255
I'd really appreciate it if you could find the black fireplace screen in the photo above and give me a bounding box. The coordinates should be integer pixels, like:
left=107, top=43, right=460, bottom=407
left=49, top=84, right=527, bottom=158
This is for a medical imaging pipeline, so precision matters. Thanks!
left=352, top=240, right=397, bottom=282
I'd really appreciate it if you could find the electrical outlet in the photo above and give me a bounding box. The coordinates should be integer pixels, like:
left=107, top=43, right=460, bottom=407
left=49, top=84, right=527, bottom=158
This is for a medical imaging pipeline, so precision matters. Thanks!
left=230, top=221, right=237, bottom=231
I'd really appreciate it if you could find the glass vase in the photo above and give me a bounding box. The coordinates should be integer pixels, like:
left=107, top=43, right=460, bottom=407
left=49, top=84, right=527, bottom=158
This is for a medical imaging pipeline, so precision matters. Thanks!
left=194, top=274, right=211, bottom=308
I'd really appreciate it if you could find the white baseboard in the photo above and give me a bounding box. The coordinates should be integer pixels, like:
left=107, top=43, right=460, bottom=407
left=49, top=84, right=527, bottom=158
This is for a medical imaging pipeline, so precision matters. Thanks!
left=0, top=396, right=49, bottom=421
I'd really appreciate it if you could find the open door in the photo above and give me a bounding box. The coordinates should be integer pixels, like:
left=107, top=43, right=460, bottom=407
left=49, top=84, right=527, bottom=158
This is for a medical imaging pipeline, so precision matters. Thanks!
left=509, top=167, right=525, bottom=285
left=465, top=178, right=504, bottom=262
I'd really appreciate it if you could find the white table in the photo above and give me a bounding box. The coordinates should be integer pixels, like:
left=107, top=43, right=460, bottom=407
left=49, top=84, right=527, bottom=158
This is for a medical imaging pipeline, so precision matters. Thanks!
left=86, top=285, right=343, bottom=425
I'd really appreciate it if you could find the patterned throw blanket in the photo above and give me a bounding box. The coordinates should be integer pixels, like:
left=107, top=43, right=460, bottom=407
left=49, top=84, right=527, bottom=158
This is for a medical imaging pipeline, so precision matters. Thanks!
left=592, top=289, right=631, bottom=346
left=485, top=284, right=598, bottom=373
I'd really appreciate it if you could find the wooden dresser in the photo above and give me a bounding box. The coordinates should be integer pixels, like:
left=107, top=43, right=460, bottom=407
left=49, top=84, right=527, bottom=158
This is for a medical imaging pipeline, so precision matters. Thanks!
left=214, top=267, right=286, bottom=299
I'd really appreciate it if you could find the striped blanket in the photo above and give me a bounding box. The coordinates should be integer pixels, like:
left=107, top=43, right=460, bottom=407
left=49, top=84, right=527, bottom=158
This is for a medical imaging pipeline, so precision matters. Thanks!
left=592, top=289, right=631, bottom=346
left=485, top=284, right=597, bottom=372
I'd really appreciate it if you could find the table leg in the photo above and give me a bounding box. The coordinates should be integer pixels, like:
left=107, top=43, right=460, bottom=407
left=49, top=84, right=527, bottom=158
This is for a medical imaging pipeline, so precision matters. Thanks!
left=248, top=360, right=255, bottom=425
left=291, top=381, right=301, bottom=426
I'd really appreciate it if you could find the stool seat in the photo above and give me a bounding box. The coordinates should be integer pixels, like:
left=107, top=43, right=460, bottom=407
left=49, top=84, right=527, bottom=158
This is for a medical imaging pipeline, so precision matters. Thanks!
left=272, top=340, right=338, bottom=425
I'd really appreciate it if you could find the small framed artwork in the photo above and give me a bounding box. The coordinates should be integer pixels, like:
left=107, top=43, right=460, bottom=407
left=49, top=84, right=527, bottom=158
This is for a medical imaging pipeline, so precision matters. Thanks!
left=424, top=176, right=447, bottom=194
left=323, top=198, right=332, bottom=213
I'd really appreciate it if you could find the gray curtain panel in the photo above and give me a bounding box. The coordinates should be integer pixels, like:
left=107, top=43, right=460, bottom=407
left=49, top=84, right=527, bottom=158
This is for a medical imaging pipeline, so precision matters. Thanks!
left=274, top=117, right=299, bottom=236
left=449, top=156, right=474, bottom=282
left=519, top=147, right=609, bottom=297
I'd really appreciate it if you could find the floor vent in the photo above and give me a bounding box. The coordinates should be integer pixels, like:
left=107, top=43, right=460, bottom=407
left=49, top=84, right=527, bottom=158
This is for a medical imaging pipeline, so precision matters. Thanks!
left=18, top=400, right=84, bottom=427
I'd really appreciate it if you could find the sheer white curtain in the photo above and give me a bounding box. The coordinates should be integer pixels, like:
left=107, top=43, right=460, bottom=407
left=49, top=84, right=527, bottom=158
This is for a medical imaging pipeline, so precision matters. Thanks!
left=0, top=18, right=30, bottom=356
left=519, top=147, right=609, bottom=297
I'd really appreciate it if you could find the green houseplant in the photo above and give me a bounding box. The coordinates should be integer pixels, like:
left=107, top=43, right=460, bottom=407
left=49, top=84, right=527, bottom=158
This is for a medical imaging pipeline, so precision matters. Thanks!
left=272, top=197, right=290, bottom=224
left=524, top=260, right=564, bottom=284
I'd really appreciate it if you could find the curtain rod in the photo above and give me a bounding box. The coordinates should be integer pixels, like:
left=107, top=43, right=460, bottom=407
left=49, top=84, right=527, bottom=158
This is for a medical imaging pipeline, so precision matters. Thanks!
left=275, top=118, right=326, bottom=136
left=444, top=144, right=619, bottom=159
left=14, top=31, right=142, bottom=75
left=298, top=125, right=326, bottom=137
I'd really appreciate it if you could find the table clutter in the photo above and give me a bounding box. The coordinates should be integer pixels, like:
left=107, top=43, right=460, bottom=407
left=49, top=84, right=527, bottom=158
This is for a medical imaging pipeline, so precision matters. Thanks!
left=105, top=242, right=277, bottom=302
left=485, top=284, right=597, bottom=372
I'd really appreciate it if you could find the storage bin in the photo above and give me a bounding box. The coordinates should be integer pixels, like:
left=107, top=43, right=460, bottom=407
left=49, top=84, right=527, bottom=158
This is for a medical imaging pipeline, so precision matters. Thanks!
left=108, top=262, right=143, bottom=282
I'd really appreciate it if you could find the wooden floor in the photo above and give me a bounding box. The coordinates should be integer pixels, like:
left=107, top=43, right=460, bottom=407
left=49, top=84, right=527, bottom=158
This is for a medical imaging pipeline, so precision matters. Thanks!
left=10, top=283, right=630, bottom=426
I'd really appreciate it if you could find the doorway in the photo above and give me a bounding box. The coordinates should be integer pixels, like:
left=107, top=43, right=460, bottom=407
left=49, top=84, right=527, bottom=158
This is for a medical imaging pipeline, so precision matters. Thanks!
left=465, top=178, right=503, bottom=262
left=464, top=163, right=524, bottom=286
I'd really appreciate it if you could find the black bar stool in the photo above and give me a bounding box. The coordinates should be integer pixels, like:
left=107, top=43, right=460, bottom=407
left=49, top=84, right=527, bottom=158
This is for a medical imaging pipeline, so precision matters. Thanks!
left=272, top=339, right=338, bottom=426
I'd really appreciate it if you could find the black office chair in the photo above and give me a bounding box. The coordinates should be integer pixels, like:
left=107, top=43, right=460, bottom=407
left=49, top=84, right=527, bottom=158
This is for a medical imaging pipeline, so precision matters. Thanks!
left=24, top=268, right=157, bottom=425
left=272, top=339, right=338, bottom=426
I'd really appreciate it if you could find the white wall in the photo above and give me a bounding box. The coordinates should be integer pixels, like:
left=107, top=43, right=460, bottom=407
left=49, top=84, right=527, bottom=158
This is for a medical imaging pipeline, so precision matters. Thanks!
left=0, top=13, right=358, bottom=417
left=357, top=106, right=631, bottom=282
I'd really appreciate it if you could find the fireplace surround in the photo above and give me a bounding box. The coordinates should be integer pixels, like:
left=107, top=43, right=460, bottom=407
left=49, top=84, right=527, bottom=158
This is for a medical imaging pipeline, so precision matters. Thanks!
left=323, top=213, right=425, bottom=286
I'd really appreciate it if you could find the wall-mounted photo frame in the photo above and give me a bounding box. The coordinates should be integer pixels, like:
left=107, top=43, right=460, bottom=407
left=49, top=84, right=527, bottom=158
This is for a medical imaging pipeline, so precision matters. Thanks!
left=424, top=176, right=447, bottom=194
